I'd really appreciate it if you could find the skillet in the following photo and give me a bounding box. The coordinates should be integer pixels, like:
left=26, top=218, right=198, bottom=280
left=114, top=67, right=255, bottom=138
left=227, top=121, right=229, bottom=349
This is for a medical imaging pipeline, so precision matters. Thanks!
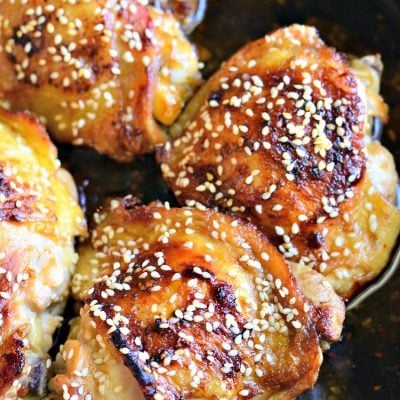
left=58, top=1, right=400, bottom=398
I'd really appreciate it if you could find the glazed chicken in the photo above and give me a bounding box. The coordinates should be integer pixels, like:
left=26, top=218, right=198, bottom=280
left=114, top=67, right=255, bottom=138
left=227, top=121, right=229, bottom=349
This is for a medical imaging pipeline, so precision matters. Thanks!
left=50, top=198, right=344, bottom=400
left=0, top=110, right=86, bottom=399
left=0, top=0, right=201, bottom=161
left=160, top=24, right=400, bottom=299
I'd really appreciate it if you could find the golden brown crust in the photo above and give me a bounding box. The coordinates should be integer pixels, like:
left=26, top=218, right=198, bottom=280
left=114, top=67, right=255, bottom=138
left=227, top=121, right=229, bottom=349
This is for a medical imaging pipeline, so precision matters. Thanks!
left=160, top=24, right=400, bottom=299
left=0, top=0, right=201, bottom=161
left=53, top=199, right=327, bottom=400
left=0, top=109, right=85, bottom=398
left=160, top=24, right=366, bottom=255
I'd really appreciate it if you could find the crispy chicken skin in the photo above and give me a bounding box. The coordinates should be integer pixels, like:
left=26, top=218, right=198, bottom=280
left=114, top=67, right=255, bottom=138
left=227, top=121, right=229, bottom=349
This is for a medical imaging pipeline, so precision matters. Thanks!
left=0, top=0, right=201, bottom=161
left=0, top=110, right=86, bottom=398
left=49, top=198, right=344, bottom=400
left=160, top=24, right=400, bottom=299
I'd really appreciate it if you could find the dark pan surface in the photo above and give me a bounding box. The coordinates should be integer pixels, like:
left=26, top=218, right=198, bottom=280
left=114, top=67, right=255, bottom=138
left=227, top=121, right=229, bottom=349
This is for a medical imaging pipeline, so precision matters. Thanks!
left=59, top=1, right=400, bottom=398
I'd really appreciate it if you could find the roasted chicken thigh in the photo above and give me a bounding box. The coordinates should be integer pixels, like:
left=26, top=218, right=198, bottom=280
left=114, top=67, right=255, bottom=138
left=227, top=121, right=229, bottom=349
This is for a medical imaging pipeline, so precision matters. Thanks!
left=50, top=198, right=344, bottom=400
left=0, top=110, right=85, bottom=399
left=160, top=24, right=400, bottom=299
left=0, top=0, right=201, bottom=161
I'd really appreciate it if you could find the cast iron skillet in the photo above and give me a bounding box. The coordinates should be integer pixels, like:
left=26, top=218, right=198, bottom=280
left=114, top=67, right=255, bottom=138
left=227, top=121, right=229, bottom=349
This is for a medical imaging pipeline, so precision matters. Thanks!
left=58, top=1, right=400, bottom=398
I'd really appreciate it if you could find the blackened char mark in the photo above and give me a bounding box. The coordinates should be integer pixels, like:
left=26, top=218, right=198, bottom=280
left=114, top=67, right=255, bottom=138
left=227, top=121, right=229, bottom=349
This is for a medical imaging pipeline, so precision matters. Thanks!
left=11, top=28, right=40, bottom=57
left=308, top=232, right=324, bottom=249
left=311, top=166, right=324, bottom=180
left=213, top=282, right=237, bottom=310
left=109, top=329, right=154, bottom=387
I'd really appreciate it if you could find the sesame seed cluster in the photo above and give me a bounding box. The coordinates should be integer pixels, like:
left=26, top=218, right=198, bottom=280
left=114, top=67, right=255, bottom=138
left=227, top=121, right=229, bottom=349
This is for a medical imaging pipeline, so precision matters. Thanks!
left=162, top=25, right=365, bottom=247
left=54, top=198, right=323, bottom=399
left=160, top=24, right=400, bottom=299
left=0, top=0, right=201, bottom=160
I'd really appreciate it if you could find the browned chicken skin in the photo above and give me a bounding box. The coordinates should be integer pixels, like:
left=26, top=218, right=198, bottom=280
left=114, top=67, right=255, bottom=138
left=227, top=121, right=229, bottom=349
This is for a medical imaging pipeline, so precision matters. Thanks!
left=160, top=24, right=400, bottom=299
left=0, top=0, right=201, bottom=161
left=50, top=198, right=345, bottom=400
left=0, top=110, right=85, bottom=399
